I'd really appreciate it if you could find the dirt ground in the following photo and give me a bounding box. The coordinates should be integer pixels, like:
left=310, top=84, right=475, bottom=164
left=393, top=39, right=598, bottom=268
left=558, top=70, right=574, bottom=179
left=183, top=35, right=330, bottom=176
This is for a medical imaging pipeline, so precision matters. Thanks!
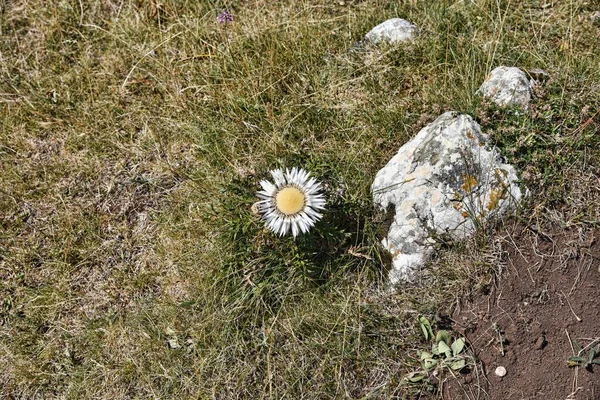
left=445, top=222, right=600, bottom=400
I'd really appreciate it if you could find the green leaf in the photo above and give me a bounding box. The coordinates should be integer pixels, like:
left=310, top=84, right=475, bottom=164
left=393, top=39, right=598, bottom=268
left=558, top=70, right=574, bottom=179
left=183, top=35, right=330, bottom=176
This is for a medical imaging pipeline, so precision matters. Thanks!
left=451, top=337, right=466, bottom=356
left=407, top=373, right=426, bottom=383
left=419, top=351, right=433, bottom=361
left=179, top=300, right=196, bottom=308
left=448, top=359, right=466, bottom=370
left=423, top=358, right=439, bottom=371
left=438, top=341, right=452, bottom=358
left=572, top=339, right=582, bottom=354
left=435, top=330, right=450, bottom=345
left=588, top=348, right=596, bottom=362
left=419, top=316, right=433, bottom=341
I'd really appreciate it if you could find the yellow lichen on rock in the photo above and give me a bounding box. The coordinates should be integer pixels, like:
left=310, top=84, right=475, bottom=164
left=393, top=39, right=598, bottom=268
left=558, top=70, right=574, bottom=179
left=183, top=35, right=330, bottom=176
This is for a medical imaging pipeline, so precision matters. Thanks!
left=486, top=186, right=506, bottom=211
left=461, top=175, right=477, bottom=192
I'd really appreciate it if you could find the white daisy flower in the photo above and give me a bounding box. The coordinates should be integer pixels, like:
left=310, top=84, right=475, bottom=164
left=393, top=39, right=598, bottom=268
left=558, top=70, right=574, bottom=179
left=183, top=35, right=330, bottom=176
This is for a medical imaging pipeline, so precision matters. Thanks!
left=256, top=167, right=326, bottom=238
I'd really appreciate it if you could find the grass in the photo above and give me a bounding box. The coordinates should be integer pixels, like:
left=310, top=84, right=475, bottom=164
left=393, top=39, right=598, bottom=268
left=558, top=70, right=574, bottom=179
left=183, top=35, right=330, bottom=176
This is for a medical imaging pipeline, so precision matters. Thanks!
left=1, top=0, right=599, bottom=398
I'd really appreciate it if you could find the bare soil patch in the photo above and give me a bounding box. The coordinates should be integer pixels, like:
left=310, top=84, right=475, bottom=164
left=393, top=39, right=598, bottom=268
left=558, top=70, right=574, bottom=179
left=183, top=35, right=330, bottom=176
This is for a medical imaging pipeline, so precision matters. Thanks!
left=447, top=223, right=600, bottom=399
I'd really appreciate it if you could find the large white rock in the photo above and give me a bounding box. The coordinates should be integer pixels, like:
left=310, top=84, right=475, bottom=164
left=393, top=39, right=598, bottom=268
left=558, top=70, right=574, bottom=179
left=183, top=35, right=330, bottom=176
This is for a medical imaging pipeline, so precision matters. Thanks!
left=477, top=66, right=533, bottom=107
left=365, top=18, right=418, bottom=44
left=372, top=112, right=523, bottom=284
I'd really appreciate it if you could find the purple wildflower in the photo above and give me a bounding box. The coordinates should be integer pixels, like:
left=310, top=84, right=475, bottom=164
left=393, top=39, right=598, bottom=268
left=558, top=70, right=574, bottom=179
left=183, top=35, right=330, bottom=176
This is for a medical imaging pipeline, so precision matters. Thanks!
left=217, top=10, right=233, bottom=24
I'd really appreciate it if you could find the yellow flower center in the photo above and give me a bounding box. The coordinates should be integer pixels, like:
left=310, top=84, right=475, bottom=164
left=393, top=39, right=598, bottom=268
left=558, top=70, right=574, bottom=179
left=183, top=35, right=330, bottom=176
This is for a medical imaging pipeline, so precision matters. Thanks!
left=275, top=187, right=305, bottom=215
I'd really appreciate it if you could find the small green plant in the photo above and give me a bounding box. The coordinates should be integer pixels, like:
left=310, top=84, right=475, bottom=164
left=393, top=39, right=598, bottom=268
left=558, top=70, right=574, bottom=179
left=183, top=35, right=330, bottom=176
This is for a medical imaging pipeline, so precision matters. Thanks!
left=567, top=340, right=600, bottom=370
left=406, top=316, right=472, bottom=384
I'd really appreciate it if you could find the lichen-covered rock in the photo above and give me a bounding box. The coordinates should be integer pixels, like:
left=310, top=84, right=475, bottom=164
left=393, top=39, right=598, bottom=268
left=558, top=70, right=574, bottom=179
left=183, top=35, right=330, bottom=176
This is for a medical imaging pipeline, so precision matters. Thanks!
left=365, top=18, right=418, bottom=44
left=372, top=112, right=523, bottom=284
left=477, top=66, right=533, bottom=107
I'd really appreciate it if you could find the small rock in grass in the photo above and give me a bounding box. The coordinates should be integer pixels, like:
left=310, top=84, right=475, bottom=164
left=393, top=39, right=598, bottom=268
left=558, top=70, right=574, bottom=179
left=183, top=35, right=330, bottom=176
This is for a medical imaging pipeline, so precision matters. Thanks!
left=527, top=68, right=550, bottom=83
left=372, top=112, right=524, bottom=283
left=495, top=366, right=507, bottom=377
left=477, top=66, right=533, bottom=107
left=365, top=18, right=418, bottom=44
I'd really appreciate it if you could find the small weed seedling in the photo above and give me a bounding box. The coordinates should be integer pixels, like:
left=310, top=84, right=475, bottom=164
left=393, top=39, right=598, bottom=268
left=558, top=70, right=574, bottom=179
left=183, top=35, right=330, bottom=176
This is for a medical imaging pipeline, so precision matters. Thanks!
left=406, top=316, right=473, bottom=384
left=567, top=340, right=600, bottom=370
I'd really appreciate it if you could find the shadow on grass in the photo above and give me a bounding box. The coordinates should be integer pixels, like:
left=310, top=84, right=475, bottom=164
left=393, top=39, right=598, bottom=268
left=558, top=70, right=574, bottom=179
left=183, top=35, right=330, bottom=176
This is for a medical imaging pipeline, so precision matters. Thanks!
left=212, top=173, right=393, bottom=320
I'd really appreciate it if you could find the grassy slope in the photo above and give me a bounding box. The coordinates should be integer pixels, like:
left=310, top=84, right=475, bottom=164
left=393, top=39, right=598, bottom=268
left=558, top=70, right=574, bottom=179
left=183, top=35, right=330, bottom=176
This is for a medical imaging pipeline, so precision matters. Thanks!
left=1, top=0, right=599, bottom=398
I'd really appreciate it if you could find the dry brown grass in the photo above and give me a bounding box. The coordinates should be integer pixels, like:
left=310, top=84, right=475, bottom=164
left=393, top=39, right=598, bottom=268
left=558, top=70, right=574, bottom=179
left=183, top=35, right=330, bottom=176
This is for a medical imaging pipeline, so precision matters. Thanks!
left=1, top=0, right=599, bottom=398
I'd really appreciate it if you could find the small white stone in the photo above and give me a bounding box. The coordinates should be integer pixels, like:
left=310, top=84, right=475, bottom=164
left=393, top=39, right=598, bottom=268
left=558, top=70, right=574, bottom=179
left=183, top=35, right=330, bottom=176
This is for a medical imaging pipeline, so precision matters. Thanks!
left=495, top=366, right=507, bottom=377
left=365, top=18, right=418, bottom=44
left=477, top=66, right=533, bottom=107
